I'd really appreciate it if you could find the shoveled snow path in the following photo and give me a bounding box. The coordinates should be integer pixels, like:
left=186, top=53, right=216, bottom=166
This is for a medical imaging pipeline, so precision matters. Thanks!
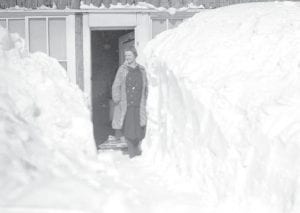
left=96, top=150, right=204, bottom=213
left=0, top=151, right=204, bottom=213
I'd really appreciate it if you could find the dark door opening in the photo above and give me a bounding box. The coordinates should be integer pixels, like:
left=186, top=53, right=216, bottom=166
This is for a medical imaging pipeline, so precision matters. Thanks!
left=91, top=29, right=134, bottom=147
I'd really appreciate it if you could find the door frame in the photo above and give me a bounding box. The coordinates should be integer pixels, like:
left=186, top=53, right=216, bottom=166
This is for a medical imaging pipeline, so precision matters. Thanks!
left=83, top=12, right=152, bottom=111
left=89, top=29, right=135, bottom=143
left=87, top=27, right=136, bottom=112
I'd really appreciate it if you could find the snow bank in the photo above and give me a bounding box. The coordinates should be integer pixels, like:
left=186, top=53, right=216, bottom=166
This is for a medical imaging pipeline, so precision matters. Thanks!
left=0, top=28, right=97, bottom=204
left=144, top=2, right=300, bottom=213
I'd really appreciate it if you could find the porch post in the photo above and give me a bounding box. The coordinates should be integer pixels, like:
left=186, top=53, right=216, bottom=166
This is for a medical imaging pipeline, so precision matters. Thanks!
left=75, top=13, right=84, bottom=90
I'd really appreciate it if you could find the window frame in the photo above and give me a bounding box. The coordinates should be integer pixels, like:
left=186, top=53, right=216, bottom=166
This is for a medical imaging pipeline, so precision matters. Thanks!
left=150, top=12, right=194, bottom=38
left=151, top=18, right=168, bottom=38
left=1, top=16, right=68, bottom=70
left=26, top=16, right=67, bottom=67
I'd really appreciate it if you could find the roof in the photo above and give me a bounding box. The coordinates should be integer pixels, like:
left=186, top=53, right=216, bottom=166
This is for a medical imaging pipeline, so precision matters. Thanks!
left=0, top=0, right=295, bottom=10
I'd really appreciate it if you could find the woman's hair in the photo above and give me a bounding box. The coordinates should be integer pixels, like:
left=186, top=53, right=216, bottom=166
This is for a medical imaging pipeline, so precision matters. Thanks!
left=124, top=46, right=138, bottom=58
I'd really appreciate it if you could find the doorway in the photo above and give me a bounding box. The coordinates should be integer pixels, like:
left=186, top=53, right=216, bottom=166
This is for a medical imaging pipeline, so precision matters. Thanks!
left=91, top=29, right=135, bottom=147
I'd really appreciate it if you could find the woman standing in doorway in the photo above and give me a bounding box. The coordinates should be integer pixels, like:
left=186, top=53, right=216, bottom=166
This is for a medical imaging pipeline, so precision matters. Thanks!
left=112, top=46, right=148, bottom=158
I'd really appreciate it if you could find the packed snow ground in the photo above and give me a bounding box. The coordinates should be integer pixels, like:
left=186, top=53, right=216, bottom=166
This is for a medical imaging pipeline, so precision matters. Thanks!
left=1, top=1, right=300, bottom=213
left=1, top=151, right=203, bottom=213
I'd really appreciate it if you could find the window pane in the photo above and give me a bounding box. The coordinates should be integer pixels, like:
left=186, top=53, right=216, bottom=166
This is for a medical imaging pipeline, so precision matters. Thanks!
left=49, top=18, right=66, bottom=60
left=29, top=18, right=47, bottom=53
left=59, top=61, right=67, bottom=71
left=8, top=19, right=25, bottom=39
left=168, top=19, right=183, bottom=29
left=0, top=19, right=6, bottom=28
left=152, top=19, right=167, bottom=38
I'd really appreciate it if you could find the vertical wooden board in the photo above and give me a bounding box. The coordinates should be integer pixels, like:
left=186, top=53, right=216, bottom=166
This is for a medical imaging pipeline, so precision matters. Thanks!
left=207, top=0, right=214, bottom=8
left=92, top=0, right=102, bottom=7
left=171, top=0, right=183, bottom=8
left=213, top=0, right=220, bottom=8
left=23, top=0, right=31, bottom=8
left=56, top=0, right=61, bottom=9
left=192, top=0, right=201, bottom=6
left=16, top=0, right=24, bottom=7
left=84, top=0, right=91, bottom=5
left=46, top=0, right=53, bottom=7
left=37, top=0, right=44, bottom=7
left=56, top=0, right=67, bottom=9
left=71, top=0, right=80, bottom=8
left=127, top=0, right=134, bottom=5
left=151, top=0, right=160, bottom=7
left=160, top=0, right=169, bottom=8
left=53, top=0, right=58, bottom=8
left=103, top=0, right=111, bottom=7
left=33, top=0, right=38, bottom=8
left=182, top=0, right=191, bottom=7
left=66, top=0, right=72, bottom=8
left=44, top=0, right=53, bottom=7
left=9, top=0, right=17, bottom=8
left=0, top=0, right=8, bottom=9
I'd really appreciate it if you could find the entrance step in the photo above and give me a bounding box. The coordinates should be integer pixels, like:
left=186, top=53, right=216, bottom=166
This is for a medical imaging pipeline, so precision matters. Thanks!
left=98, top=136, right=127, bottom=150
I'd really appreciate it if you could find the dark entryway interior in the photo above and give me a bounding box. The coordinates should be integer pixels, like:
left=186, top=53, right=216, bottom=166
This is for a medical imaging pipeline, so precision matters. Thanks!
left=91, top=29, right=134, bottom=147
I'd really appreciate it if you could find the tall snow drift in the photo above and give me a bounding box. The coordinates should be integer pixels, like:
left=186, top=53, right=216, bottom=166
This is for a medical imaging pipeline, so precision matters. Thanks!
left=144, top=2, right=300, bottom=213
left=0, top=28, right=96, bottom=203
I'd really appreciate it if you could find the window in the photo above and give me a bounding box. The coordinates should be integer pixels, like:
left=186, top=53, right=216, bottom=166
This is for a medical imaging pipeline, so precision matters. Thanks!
left=49, top=18, right=66, bottom=60
left=152, top=18, right=184, bottom=38
left=29, top=18, right=47, bottom=53
left=28, top=17, right=67, bottom=70
left=48, top=18, right=67, bottom=69
left=8, top=19, right=25, bottom=39
left=168, top=19, right=183, bottom=29
left=1, top=17, right=67, bottom=71
left=0, top=19, right=6, bottom=28
left=0, top=18, right=25, bottom=39
left=152, top=19, right=167, bottom=38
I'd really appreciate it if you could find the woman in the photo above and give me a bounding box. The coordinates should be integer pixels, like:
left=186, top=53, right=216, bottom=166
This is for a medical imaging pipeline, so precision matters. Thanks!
left=112, top=47, right=148, bottom=158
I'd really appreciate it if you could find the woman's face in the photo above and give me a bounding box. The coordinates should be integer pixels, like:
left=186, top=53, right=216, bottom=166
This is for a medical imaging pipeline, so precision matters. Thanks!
left=125, top=51, right=136, bottom=64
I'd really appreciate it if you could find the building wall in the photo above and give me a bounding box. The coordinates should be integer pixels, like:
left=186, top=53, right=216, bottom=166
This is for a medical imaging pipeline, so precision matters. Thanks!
left=0, top=10, right=196, bottom=102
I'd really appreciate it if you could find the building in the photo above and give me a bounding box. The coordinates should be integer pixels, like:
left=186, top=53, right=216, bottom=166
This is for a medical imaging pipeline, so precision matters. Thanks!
left=0, top=0, right=285, bottom=144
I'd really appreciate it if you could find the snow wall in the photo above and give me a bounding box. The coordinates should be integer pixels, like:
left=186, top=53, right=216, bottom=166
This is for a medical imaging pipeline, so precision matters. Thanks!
left=0, top=28, right=97, bottom=203
left=144, top=2, right=300, bottom=213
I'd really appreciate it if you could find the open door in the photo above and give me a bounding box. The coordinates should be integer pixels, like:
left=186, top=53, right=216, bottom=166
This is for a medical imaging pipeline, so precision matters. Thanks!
left=118, top=31, right=135, bottom=65
left=91, top=30, right=134, bottom=148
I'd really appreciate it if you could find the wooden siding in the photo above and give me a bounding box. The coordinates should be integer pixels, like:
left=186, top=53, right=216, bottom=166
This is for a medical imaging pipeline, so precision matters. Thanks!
left=0, top=0, right=294, bottom=10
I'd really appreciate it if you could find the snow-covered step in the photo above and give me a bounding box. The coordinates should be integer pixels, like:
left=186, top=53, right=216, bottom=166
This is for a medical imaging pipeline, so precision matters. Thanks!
left=98, top=136, right=127, bottom=150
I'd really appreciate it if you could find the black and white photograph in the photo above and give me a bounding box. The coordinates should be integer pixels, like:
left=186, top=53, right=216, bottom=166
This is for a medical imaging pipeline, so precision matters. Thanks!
left=0, top=0, right=299, bottom=212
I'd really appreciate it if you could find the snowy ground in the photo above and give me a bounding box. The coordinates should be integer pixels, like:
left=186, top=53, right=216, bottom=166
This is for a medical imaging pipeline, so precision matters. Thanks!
left=1, top=1, right=300, bottom=213
left=1, top=151, right=203, bottom=213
